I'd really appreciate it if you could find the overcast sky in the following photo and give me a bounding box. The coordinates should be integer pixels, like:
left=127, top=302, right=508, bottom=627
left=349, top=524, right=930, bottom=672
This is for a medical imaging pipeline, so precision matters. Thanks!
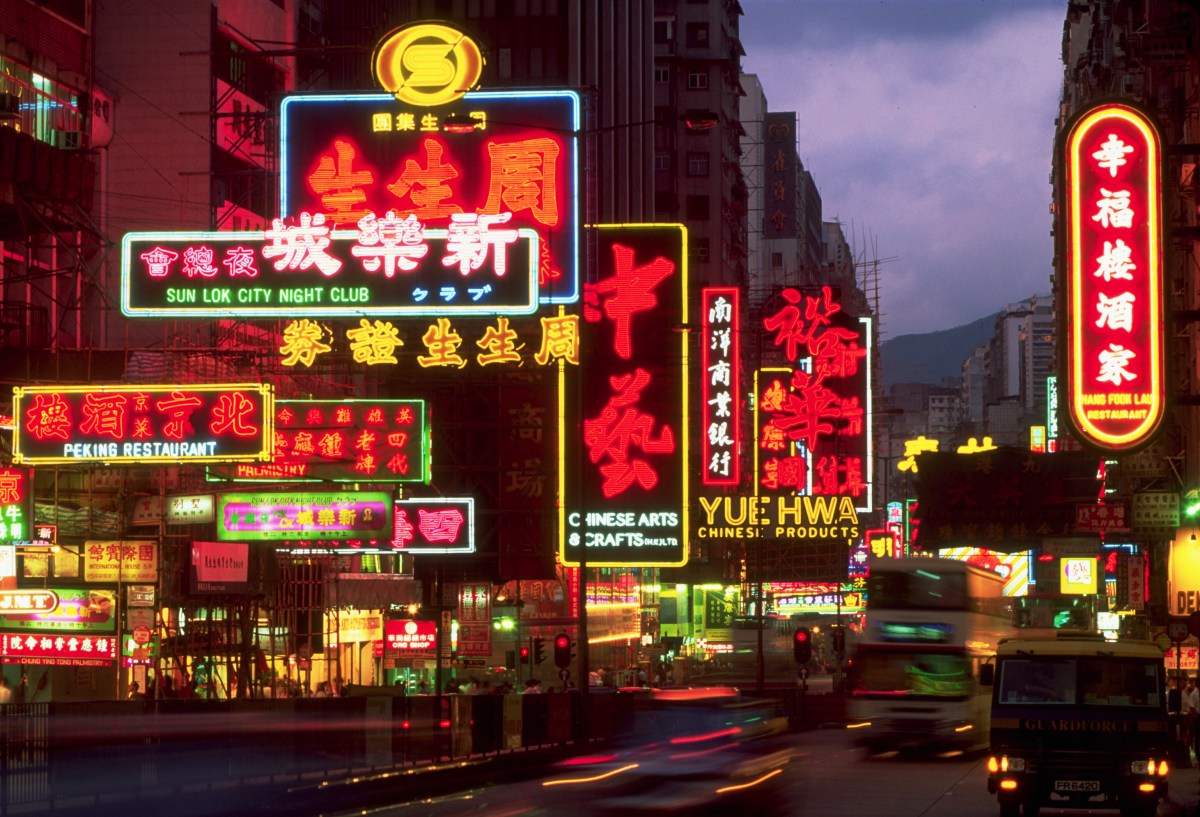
left=740, top=0, right=1066, bottom=339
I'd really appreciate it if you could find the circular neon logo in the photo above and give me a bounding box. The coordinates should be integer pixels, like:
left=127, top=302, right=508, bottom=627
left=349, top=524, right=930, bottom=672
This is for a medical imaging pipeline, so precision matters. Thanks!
left=372, top=23, right=484, bottom=106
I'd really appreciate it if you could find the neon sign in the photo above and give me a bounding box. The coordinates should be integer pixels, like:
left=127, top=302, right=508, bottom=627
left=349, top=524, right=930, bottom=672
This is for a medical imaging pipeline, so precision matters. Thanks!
left=121, top=221, right=540, bottom=318
left=217, top=491, right=392, bottom=542
left=208, top=399, right=430, bottom=484
left=701, top=287, right=740, bottom=486
left=279, top=91, right=581, bottom=304
left=384, top=619, right=436, bottom=653
left=0, top=633, right=116, bottom=667
left=561, top=224, right=688, bottom=568
left=1061, top=101, right=1165, bottom=451
left=0, top=467, right=31, bottom=545
left=12, top=384, right=274, bottom=465
left=371, top=23, right=485, bottom=107
left=391, top=497, right=475, bottom=554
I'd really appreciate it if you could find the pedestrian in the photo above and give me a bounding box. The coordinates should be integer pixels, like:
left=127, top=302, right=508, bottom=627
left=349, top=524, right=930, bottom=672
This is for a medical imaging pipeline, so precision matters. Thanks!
left=523, top=678, right=544, bottom=694
left=0, top=676, right=12, bottom=705
left=127, top=681, right=145, bottom=701
left=418, top=680, right=430, bottom=694
left=1183, top=676, right=1199, bottom=764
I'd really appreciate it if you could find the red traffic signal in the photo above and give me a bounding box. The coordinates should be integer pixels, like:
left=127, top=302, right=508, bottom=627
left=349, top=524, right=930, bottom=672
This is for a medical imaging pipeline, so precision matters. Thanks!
left=793, top=627, right=812, bottom=664
left=553, top=632, right=572, bottom=669
left=519, top=645, right=531, bottom=663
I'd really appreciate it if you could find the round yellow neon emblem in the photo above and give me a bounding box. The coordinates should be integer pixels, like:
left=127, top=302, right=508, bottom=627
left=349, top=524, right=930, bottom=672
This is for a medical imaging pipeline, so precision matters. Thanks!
left=372, top=23, right=484, bottom=106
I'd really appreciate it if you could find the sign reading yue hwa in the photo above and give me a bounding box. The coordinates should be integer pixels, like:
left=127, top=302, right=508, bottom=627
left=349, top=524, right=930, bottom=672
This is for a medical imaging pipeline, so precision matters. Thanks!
left=1061, top=101, right=1165, bottom=452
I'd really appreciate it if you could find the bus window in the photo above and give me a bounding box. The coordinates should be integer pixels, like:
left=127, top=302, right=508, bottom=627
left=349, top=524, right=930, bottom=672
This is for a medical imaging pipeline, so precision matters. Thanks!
left=853, top=651, right=971, bottom=698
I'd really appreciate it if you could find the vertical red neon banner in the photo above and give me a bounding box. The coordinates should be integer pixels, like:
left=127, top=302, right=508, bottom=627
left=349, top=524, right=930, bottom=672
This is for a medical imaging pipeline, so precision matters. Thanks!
left=1061, top=101, right=1165, bottom=451
left=701, top=287, right=740, bottom=487
left=561, top=224, right=688, bottom=568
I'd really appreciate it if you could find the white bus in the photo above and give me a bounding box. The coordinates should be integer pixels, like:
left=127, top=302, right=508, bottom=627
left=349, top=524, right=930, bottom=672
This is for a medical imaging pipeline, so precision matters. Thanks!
left=849, top=557, right=1013, bottom=754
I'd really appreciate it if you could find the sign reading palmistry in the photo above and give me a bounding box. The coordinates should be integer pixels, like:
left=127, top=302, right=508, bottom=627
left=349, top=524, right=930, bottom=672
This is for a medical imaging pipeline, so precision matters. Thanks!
left=561, top=224, right=688, bottom=568
left=278, top=90, right=581, bottom=305
left=12, top=384, right=274, bottom=465
left=1061, top=101, right=1165, bottom=452
left=208, top=399, right=430, bottom=483
left=759, top=286, right=872, bottom=511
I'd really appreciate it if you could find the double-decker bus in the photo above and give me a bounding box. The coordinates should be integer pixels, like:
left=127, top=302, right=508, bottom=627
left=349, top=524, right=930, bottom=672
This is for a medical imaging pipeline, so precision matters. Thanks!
left=849, top=557, right=1013, bottom=754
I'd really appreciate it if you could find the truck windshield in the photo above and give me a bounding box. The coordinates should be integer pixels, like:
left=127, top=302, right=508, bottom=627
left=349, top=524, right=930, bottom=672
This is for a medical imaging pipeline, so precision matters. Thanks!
left=997, top=657, right=1161, bottom=708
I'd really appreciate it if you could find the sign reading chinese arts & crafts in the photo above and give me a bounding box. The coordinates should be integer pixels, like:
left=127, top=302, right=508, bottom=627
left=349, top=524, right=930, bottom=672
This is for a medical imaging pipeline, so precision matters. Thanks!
left=279, top=90, right=581, bottom=305
left=0, top=467, right=31, bottom=544
left=84, top=541, right=157, bottom=583
left=701, top=287, right=739, bottom=487
left=1061, top=101, right=1165, bottom=452
left=391, top=497, right=474, bottom=553
left=122, top=222, right=540, bottom=318
left=12, top=384, right=274, bottom=464
left=217, top=491, right=392, bottom=542
left=562, top=224, right=688, bottom=568
left=0, top=633, right=117, bottom=666
left=0, top=588, right=116, bottom=632
left=189, top=541, right=250, bottom=594
left=210, top=399, right=430, bottom=483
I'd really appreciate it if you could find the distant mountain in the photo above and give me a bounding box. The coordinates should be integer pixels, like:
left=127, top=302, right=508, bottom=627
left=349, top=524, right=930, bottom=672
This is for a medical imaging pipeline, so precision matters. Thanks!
left=880, top=313, right=999, bottom=388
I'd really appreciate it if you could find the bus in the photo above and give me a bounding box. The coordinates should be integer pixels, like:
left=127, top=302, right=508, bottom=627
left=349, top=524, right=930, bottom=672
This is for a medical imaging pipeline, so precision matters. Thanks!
left=849, top=557, right=1013, bottom=754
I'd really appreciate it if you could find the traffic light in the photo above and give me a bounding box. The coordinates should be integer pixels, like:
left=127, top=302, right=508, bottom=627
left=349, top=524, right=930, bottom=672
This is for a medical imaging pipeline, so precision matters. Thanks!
left=533, top=637, right=545, bottom=665
left=832, top=627, right=846, bottom=654
left=553, top=632, right=572, bottom=669
left=793, top=628, right=812, bottom=664
left=519, top=645, right=531, bottom=664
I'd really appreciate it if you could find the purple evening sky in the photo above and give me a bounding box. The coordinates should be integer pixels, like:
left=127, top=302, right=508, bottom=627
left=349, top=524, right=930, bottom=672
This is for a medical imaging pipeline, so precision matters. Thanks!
left=740, top=0, right=1066, bottom=340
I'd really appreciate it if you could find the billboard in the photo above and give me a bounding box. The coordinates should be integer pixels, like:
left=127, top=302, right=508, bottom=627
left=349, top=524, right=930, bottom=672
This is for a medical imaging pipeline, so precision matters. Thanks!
left=12, top=384, right=274, bottom=465
left=279, top=90, right=581, bottom=305
left=561, top=224, right=688, bottom=568
left=1060, top=101, right=1165, bottom=452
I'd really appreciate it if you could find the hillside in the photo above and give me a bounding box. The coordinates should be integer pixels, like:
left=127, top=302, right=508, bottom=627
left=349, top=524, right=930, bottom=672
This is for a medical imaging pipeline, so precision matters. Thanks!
left=879, top=313, right=998, bottom=388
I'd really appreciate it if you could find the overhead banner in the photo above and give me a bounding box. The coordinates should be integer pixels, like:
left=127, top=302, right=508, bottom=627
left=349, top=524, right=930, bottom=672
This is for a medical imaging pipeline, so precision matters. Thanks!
left=561, top=224, right=688, bottom=568
left=279, top=90, right=581, bottom=305
left=217, top=491, right=392, bottom=542
left=12, top=384, right=274, bottom=465
left=1060, top=101, right=1165, bottom=452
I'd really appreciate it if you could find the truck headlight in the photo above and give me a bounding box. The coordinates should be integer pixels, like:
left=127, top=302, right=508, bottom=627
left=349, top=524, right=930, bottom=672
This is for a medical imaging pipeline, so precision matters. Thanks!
left=1131, top=759, right=1168, bottom=775
left=988, top=755, right=1025, bottom=773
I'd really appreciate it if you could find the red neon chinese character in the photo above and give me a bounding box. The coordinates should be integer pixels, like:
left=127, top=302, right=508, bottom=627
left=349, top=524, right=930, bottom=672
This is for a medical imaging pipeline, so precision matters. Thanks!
left=769, top=371, right=838, bottom=450
left=763, top=285, right=844, bottom=363
left=386, top=137, right=463, bottom=220
left=154, top=392, right=203, bottom=440
left=79, top=393, right=130, bottom=440
left=24, top=393, right=72, bottom=441
left=480, top=137, right=561, bottom=227
left=583, top=368, right=675, bottom=498
left=308, top=138, right=375, bottom=227
left=210, top=392, right=260, bottom=438
left=0, top=471, right=22, bottom=504
left=418, top=509, right=465, bottom=542
left=392, top=508, right=416, bottom=548
left=585, top=243, right=673, bottom=360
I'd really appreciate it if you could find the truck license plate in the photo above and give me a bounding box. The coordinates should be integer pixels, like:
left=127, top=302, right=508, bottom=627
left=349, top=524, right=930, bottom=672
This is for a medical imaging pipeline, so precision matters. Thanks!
left=1054, top=780, right=1100, bottom=792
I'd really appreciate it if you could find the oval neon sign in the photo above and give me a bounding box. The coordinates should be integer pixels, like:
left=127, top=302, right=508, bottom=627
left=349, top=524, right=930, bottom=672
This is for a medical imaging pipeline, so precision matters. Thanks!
left=372, top=23, right=484, bottom=107
left=1062, top=101, right=1165, bottom=451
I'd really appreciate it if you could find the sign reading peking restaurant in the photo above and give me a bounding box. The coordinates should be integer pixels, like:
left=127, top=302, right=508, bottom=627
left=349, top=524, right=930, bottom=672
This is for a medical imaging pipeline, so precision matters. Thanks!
left=1060, top=101, right=1165, bottom=452
left=278, top=89, right=581, bottom=305
left=12, top=384, right=274, bottom=464
left=209, top=399, right=430, bottom=483
left=561, top=224, right=688, bottom=568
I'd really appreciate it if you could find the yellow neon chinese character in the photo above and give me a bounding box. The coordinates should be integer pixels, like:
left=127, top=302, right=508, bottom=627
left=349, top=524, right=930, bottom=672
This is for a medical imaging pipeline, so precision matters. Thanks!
left=476, top=317, right=524, bottom=366
left=418, top=317, right=467, bottom=368
left=956, top=436, right=997, bottom=455
left=535, top=313, right=580, bottom=365
left=279, top=319, right=332, bottom=367
left=346, top=318, right=403, bottom=365
left=372, top=113, right=393, bottom=132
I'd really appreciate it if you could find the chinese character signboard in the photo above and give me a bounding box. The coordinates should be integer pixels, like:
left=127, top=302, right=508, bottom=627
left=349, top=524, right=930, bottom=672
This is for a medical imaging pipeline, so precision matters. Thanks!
left=760, top=286, right=872, bottom=511
left=12, top=384, right=274, bottom=464
left=279, top=90, right=581, bottom=305
left=0, top=633, right=116, bottom=667
left=189, top=541, right=250, bottom=594
left=1060, top=102, right=1165, bottom=452
left=562, top=224, right=688, bottom=568
left=384, top=619, right=436, bottom=654
left=210, top=399, right=430, bottom=483
left=122, top=225, right=540, bottom=318
left=83, top=541, right=157, bottom=583
left=1075, top=501, right=1130, bottom=533
left=217, top=491, right=392, bottom=542
left=0, top=467, right=31, bottom=545
left=762, top=113, right=798, bottom=239
left=390, top=497, right=474, bottom=553
left=701, top=287, right=739, bottom=487
left=455, top=582, right=491, bottom=657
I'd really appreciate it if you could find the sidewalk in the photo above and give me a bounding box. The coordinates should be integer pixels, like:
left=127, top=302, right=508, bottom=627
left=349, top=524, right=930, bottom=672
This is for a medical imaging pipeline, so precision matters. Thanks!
left=1165, top=763, right=1200, bottom=817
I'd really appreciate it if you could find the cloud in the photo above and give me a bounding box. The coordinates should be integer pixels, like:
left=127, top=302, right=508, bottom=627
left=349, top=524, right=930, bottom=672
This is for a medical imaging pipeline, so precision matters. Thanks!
left=742, top=0, right=1064, bottom=337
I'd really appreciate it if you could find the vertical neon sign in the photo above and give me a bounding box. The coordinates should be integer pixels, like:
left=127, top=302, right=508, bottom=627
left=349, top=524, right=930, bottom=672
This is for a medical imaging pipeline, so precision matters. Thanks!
left=701, top=287, right=739, bottom=486
left=1062, top=102, right=1165, bottom=452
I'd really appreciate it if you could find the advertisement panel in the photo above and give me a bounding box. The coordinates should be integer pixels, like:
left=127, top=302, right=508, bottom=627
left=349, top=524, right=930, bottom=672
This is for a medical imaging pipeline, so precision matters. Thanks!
left=0, top=588, right=116, bottom=633
left=189, top=541, right=250, bottom=594
left=83, top=541, right=157, bottom=584
left=217, top=491, right=392, bottom=542
left=12, top=384, right=274, bottom=464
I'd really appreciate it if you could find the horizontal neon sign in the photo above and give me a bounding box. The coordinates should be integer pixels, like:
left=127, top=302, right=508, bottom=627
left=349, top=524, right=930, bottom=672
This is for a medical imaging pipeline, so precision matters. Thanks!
left=122, top=224, right=539, bottom=318
left=12, top=384, right=274, bottom=465
left=0, top=633, right=117, bottom=666
left=391, top=497, right=475, bottom=554
left=217, top=491, right=392, bottom=542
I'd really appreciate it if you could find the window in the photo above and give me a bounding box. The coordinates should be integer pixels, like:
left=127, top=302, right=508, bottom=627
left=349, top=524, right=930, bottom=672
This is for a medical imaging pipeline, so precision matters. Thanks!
left=770, top=252, right=784, bottom=269
left=686, top=195, right=710, bottom=221
left=655, top=153, right=672, bottom=172
left=690, top=237, right=710, bottom=263
left=686, top=23, right=709, bottom=48
left=654, top=66, right=669, bottom=84
left=654, top=19, right=674, bottom=44
left=687, top=71, right=708, bottom=90
left=686, top=152, right=710, bottom=177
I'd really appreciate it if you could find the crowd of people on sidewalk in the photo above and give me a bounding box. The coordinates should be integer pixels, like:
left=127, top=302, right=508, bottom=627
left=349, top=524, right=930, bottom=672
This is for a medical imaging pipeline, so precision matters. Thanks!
left=1167, top=675, right=1200, bottom=764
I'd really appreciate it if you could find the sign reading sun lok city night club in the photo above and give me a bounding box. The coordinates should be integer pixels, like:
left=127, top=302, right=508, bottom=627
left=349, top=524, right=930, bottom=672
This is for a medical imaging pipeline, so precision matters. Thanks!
left=1061, top=101, right=1165, bottom=452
